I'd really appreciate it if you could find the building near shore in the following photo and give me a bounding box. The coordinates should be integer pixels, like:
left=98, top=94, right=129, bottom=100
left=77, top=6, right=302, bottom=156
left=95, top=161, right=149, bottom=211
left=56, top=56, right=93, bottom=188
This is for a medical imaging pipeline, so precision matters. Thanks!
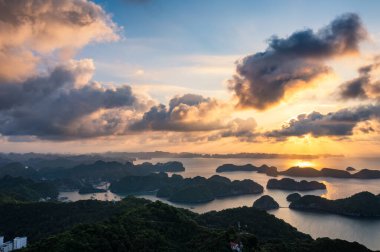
left=13, top=237, right=27, bottom=250
left=0, top=236, right=27, bottom=252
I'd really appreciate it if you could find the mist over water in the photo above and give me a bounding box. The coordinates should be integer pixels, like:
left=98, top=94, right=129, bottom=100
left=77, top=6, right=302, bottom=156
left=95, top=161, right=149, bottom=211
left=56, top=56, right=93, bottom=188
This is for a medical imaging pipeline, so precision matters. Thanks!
left=61, top=157, right=380, bottom=250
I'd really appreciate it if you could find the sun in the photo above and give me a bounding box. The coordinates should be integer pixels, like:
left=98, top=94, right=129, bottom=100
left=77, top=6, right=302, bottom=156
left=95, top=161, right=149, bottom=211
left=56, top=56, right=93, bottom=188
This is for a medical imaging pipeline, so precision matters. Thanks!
left=294, top=160, right=314, bottom=168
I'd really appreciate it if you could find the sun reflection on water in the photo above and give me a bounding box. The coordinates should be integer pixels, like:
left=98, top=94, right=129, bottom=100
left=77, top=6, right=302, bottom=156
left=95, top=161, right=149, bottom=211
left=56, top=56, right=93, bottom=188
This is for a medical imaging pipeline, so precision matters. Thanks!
left=319, top=180, right=335, bottom=200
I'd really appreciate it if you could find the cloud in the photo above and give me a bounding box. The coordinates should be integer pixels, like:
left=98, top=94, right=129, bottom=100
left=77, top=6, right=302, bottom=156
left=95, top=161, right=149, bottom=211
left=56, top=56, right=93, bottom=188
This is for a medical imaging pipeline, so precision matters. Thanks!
left=0, top=0, right=146, bottom=140
left=229, top=13, right=367, bottom=110
left=265, top=104, right=380, bottom=139
left=0, top=0, right=119, bottom=82
left=0, top=60, right=147, bottom=140
left=140, top=117, right=258, bottom=144
left=338, top=59, right=380, bottom=100
left=210, top=118, right=258, bottom=142
left=0, top=0, right=258, bottom=142
left=130, top=94, right=259, bottom=142
left=130, top=94, right=230, bottom=132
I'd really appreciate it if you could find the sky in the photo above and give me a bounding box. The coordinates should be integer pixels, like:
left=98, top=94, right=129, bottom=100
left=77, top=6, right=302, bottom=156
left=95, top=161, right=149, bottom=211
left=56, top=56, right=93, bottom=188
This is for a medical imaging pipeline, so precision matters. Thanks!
left=1, top=0, right=380, bottom=156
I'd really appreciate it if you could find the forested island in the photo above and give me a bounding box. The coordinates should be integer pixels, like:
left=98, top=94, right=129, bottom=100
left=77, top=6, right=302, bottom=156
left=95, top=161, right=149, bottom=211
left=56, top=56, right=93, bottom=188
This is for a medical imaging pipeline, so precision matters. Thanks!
left=287, top=193, right=302, bottom=202
left=0, top=160, right=185, bottom=192
left=253, top=195, right=280, bottom=210
left=216, top=164, right=278, bottom=176
left=110, top=173, right=264, bottom=203
left=280, top=167, right=380, bottom=179
left=216, top=164, right=380, bottom=179
left=267, top=178, right=326, bottom=191
left=289, top=192, right=380, bottom=217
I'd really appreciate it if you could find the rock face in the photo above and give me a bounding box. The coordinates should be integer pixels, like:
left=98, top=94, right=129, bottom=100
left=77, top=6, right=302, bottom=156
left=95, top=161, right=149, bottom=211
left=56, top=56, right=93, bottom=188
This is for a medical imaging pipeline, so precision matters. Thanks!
left=286, top=193, right=302, bottom=202
left=267, top=178, right=326, bottom=191
left=253, top=195, right=279, bottom=210
left=289, top=191, right=380, bottom=217
left=346, top=166, right=356, bottom=172
left=111, top=173, right=264, bottom=204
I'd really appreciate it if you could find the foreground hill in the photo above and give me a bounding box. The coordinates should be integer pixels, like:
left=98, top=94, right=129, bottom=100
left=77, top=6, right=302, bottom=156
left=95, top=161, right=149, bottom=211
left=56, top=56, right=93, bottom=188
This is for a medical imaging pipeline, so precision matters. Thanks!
left=0, top=197, right=369, bottom=252
left=0, top=199, right=138, bottom=243
left=290, top=192, right=380, bottom=217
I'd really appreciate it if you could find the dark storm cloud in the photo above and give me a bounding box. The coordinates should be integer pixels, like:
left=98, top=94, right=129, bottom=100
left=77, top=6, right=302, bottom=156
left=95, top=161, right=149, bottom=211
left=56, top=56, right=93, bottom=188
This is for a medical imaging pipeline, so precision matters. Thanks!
left=0, top=60, right=144, bottom=140
left=130, top=94, right=226, bottom=132
left=0, top=63, right=84, bottom=110
left=338, top=60, right=380, bottom=100
left=265, top=104, right=380, bottom=139
left=229, top=13, right=367, bottom=110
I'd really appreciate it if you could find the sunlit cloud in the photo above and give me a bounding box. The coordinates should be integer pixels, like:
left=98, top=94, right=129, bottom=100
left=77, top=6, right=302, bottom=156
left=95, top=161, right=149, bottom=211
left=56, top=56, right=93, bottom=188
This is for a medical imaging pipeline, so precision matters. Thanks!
left=265, top=104, right=380, bottom=140
left=0, top=0, right=119, bottom=82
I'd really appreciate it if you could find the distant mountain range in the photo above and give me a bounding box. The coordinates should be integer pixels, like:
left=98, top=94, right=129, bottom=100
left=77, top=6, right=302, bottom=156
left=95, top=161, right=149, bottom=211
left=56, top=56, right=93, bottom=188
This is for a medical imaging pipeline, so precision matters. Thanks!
left=0, top=151, right=343, bottom=168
